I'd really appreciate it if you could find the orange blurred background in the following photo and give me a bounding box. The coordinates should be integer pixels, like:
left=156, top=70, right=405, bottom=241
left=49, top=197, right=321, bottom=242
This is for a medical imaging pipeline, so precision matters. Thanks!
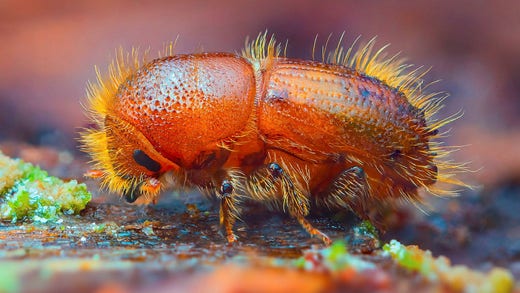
left=1, top=0, right=519, bottom=186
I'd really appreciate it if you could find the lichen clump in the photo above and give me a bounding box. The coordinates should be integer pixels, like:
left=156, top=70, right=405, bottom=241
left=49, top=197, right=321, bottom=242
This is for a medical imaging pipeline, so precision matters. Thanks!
left=0, top=151, right=91, bottom=223
left=383, top=240, right=514, bottom=293
left=295, top=240, right=515, bottom=292
left=295, top=240, right=375, bottom=272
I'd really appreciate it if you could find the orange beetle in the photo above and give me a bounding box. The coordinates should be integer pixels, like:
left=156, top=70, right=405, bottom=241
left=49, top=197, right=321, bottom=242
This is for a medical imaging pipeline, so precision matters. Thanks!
left=81, top=33, right=467, bottom=244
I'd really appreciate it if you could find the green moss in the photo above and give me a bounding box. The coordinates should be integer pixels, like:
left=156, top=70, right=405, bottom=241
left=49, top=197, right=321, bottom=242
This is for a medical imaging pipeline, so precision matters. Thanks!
left=383, top=240, right=515, bottom=293
left=0, top=151, right=91, bottom=223
left=90, top=223, right=107, bottom=233
left=295, top=240, right=375, bottom=272
left=0, top=154, right=24, bottom=194
left=356, top=220, right=378, bottom=238
left=383, top=240, right=428, bottom=274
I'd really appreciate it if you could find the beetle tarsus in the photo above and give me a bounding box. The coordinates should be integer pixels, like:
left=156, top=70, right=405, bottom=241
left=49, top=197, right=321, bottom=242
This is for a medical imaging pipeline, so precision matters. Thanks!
left=295, top=214, right=332, bottom=246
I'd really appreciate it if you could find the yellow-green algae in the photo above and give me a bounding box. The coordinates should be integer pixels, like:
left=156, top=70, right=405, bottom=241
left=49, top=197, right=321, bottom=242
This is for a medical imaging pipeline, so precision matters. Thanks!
left=295, top=240, right=515, bottom=292
left=294, top=240, right=375, bottom=272
left=383, top=240, right=514, bottom=293
left=0, top=151, right=91, bottom=223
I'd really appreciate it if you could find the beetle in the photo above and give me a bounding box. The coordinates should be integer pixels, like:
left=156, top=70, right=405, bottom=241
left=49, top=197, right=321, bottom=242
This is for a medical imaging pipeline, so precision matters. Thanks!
left=81, top=33, right=466, bottom=244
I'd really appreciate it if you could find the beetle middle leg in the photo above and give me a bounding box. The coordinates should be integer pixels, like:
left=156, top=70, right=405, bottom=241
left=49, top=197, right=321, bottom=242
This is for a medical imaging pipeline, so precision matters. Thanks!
left=247, top=162, right=331, bottom=245
left=319, top=165, right=390, bottom=227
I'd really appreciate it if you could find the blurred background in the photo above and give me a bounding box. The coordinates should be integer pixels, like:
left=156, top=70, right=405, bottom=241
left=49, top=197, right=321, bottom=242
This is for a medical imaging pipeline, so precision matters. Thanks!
left=1, top=0, right=520, bottom=285
left=0, top=0, right=519, bottom=192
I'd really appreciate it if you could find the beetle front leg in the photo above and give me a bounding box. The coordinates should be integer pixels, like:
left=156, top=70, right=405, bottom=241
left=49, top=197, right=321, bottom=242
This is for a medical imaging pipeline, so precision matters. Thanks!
left=217, top=172, right=243, bottom=243
left=218, top=180, right=237, bottom=243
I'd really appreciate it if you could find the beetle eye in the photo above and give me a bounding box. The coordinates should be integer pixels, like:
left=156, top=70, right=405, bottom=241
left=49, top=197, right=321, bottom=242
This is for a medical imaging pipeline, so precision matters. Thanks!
left=133, top=149, right=161, bottom=172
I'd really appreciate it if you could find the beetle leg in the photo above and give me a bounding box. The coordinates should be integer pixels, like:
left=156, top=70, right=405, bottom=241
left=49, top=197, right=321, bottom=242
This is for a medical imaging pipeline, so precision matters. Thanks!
left=217, top=174, right=244, bottom=243
left=248, top=162, right=331, bottom=245
left=323, top=166, right=372, bottom=220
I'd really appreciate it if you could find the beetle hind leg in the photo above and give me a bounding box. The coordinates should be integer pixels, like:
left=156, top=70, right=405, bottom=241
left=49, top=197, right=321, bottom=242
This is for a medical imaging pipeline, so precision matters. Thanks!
left=324, top=166, right=371, bottom=214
